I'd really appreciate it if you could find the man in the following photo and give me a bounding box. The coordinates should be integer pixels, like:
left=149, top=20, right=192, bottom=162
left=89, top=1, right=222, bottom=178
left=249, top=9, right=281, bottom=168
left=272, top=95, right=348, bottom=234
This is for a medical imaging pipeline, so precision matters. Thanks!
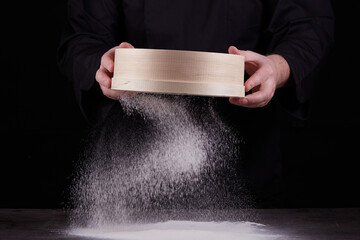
left=58, top=0, right=334, bottom=207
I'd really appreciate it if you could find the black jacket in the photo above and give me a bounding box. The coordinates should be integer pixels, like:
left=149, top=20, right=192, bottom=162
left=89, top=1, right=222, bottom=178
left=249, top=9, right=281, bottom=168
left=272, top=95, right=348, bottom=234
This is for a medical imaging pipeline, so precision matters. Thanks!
left=58, top=0, right=334, bottom=122
left=58, top=0, right=334, bottom=207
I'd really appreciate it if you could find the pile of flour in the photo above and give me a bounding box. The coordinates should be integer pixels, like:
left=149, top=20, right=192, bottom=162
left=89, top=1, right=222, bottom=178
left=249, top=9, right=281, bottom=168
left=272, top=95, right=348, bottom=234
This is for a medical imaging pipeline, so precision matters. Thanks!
left=69, top=220, right=283, bottom=240
left=69, top=94, right=250, bottom=227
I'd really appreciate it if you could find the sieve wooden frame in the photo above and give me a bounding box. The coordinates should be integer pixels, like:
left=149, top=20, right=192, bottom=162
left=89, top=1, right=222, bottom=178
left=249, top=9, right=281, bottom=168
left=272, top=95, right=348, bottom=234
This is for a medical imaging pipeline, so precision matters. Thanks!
left=111, top=49, right=245, bottom=97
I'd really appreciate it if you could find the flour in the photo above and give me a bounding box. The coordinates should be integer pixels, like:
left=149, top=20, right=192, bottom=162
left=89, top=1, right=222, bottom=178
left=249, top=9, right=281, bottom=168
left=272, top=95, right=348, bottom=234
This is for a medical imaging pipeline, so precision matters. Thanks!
left=120, top=95, right=207, bottom=176
left=69, top=94, right=250, bottom=228
left=69, top=221, right=282, bottom=240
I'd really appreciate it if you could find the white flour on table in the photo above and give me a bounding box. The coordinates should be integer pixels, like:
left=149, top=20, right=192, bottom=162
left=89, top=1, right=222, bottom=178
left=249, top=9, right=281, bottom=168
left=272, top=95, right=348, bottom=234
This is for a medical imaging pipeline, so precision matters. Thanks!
left=70, top=220, right=283, bottom=240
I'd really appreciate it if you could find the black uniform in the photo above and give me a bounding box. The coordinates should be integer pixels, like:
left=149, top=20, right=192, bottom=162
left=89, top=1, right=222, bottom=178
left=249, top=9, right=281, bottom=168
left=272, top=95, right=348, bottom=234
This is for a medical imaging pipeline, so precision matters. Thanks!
left=58, top=0, right=334, bottom=207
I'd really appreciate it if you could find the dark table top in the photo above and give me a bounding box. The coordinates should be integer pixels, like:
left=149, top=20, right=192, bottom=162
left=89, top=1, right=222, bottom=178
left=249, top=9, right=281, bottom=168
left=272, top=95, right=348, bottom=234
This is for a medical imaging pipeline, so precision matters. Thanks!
left=0, top=208, right=359, bottom=240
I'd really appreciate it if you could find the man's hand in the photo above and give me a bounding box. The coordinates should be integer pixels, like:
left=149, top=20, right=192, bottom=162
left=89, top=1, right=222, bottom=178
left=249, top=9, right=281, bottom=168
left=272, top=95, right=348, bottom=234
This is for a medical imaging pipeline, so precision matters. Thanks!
left=228, top=46, right=290, bottom=108
left=95, top=42, right=137, bottom=100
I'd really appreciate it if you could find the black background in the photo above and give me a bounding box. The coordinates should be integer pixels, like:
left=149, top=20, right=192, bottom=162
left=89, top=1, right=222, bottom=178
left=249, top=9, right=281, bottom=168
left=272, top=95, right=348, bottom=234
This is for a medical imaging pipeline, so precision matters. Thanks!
left=0, top=1, right=359, bottom=209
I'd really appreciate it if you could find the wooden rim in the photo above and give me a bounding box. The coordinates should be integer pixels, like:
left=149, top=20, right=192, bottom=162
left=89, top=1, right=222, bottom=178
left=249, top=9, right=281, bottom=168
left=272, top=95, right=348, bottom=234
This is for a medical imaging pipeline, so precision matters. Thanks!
left=111, top=49, right=245, bottom=97
left=112, top=78, right=245, bottom=97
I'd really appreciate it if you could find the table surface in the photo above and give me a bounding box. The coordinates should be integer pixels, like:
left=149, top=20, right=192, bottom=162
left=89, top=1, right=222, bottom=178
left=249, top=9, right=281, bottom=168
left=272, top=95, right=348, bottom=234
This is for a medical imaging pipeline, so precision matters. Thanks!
left=0, top=208, right=359, bottom=240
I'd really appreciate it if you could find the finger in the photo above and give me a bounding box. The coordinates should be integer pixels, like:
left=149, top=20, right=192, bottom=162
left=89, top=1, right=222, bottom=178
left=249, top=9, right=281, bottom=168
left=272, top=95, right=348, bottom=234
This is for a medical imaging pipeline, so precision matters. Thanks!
left=101, top=42, right=135, bottom=73
left=230, top=82, right=275, bottom=108
left=101, top=50, right=116, bottom=73
left=230, top=94, right=267, bottom=108
left=244, top=65, right=273, bottom=92
left=228, top=47, right=267, bottom=64
left=228, top=46, right=241, bottom=55
left=242, top=92, right=269, bottom=108
left=244, top=82, right=275, bottom=107
left=118, top=42, right=134, bottom=49
left=95, top=66, right=112, bottom=88
left=229, top=97, right=248, bottom=106
left=236, top=49, right=265, bottom=63
left=100, top=85, right=122, bottom=100
left=120, top=91, right=139, bottom=98
left=100, top=85, right=138, bottom=100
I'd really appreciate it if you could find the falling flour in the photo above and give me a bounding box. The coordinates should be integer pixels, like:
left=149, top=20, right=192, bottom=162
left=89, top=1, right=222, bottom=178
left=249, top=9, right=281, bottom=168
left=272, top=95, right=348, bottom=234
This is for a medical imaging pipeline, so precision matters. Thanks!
left=69, top=94, right=251, bottom=228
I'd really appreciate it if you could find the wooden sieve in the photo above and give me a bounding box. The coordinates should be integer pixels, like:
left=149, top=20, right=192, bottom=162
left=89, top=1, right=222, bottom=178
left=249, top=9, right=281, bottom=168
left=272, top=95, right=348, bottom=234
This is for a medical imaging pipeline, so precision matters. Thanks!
left=111, top=49, right=245, bottom=97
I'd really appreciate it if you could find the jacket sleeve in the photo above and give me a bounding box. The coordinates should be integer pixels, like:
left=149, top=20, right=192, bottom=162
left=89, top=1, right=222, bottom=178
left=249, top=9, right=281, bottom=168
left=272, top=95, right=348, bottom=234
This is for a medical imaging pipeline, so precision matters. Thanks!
left=264, top=0, right=334, bottom=119
left=57, top=0, right=123, bottom=124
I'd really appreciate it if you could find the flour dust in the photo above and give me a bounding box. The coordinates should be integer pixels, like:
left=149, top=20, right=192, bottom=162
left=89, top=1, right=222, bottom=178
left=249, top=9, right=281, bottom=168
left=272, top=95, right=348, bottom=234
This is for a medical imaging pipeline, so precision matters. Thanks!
left=70, top=94, right=251, bottom=227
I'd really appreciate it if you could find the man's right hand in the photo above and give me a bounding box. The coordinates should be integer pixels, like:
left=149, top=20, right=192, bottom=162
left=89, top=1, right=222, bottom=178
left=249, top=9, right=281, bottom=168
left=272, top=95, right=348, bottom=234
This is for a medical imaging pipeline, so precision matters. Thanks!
left=95, top=42, right=137, bottom=100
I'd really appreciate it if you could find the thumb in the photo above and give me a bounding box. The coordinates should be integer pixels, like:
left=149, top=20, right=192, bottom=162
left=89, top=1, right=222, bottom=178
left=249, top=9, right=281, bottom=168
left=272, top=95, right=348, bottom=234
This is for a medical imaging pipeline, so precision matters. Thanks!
left=103, top=42, right=134, bottom=73
left=228, top=46, right=251, bottom=58
left=118, top=42, right=135, bottom=49
left=228, top=46, right=241, bottom=55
